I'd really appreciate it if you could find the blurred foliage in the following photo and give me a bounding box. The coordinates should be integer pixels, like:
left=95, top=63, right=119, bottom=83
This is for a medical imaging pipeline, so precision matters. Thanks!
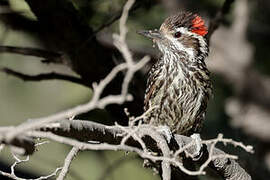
left=248, top=0, right=270, bottom=75
left=9, top=0, right=36, bottom=19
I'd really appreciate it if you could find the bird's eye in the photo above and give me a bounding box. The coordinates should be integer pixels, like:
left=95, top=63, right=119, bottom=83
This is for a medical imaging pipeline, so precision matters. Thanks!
left=174, top=32, right=181, bottom=38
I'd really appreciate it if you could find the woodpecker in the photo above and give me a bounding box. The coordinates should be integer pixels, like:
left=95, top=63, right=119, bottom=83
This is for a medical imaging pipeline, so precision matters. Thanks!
left=138, top=12, right=212, bottom=135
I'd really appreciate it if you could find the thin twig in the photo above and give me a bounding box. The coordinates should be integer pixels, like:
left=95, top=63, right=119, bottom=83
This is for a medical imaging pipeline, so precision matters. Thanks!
left=3, top=63, right=127, bottom=141
left=57, top=146, right=79, bottom=180
left=10, top=154, right=30, bottom=177
left=0, top=152, right=61, bottom=180
left=36, top=168, right=62, bottom=180
left=203, top=134, right=254, bottom=153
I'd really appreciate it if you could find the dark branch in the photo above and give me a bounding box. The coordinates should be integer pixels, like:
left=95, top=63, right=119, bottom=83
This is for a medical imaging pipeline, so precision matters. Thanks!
left=92, top=1, right=142, bottom=35
left=76, top=1, right=144, bottom=54
left=0, top=120, right=252, bottom=180
left=0, top=12, right=39, bottom=33
left=0, top=0, right=37, bottom=32
left=0, top=126, right=35, bottom=155
left=206, top=0, right=235, bottom=43
left=0, top=67, right=89, bottom=87
left=0, top=45, right=63, bottom=63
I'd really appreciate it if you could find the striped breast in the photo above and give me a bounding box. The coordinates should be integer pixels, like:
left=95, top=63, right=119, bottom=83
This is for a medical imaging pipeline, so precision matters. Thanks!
left=144, top=56, right=211, bottom=135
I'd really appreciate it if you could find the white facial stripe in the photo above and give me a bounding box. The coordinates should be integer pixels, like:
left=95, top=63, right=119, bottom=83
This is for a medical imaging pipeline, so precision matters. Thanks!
left=175, top=27, right=208, bottom=56
left=166, top=34, right=195, bottom=59
left=156, top=27, right=208, bottom=62
left=175, top=27, right=188, bottom=34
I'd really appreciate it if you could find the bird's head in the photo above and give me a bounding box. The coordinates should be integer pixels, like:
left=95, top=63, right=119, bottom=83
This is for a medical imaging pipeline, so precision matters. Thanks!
left=138, top=12, right=208, bottom=61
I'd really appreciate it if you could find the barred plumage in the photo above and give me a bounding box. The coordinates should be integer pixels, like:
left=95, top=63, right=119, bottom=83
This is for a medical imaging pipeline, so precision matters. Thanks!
left=138, top=12, right=212, bottom=135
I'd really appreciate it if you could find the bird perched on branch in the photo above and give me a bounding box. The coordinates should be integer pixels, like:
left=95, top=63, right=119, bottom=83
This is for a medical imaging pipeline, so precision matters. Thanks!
left=138, top=12, right=212, bottom=136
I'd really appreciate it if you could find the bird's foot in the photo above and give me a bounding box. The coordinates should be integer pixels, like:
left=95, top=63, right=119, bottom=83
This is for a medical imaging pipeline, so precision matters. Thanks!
left=156, top=125, right=173, bottom=143
left=190, top=133, right=203, bottom=160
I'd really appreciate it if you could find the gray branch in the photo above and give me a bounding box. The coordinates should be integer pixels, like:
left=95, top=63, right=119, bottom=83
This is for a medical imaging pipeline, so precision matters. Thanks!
left=0, top=119, right=252, bottom=180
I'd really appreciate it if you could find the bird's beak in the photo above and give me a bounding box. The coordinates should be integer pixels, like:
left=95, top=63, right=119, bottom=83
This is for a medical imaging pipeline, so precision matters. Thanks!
left=137, top=29, right=162, bottom=40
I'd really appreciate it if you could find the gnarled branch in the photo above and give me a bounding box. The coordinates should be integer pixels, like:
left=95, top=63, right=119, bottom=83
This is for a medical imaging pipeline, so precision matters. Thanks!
left=0, top=119, right=253, bottom=180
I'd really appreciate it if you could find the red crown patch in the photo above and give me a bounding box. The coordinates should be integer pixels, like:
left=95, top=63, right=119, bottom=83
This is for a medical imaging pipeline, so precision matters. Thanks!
left=191, top=15, right=208, bottom=36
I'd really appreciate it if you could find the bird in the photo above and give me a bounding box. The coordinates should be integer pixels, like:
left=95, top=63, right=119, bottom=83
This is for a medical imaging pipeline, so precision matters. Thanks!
left=138, top=12, right=212, bottom=136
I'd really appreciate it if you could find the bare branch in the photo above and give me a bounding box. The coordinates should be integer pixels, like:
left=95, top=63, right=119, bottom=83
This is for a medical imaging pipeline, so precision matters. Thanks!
left=0, top=126, right=35, bottom=155
left=10, top=154, right=30, bottom=177
left=57, top=146, right=79, bottom=180
left=36, top=168, right=62, bottom=180
left=0, top=45, right=63, bottom=63
left=0, top=67, right=88, bottom=86
left=2, top=62, right=126, bottom=143
left=0, top=153, right=61, bottom=180
left=0, top=118, right=253, bottom=179
left=30, top=123, right=252, bottom=178
left=203, top=134, right=254, bottom=153
left=3, top=0, right=150, bottom=143
left=112, top=0, right=134, bottom=66
left=0, top=168, right=62, bottom=180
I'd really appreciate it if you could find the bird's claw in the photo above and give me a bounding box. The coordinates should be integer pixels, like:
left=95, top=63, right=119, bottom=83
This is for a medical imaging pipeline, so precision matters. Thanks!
left=190, top=133, right=203, bottom=160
